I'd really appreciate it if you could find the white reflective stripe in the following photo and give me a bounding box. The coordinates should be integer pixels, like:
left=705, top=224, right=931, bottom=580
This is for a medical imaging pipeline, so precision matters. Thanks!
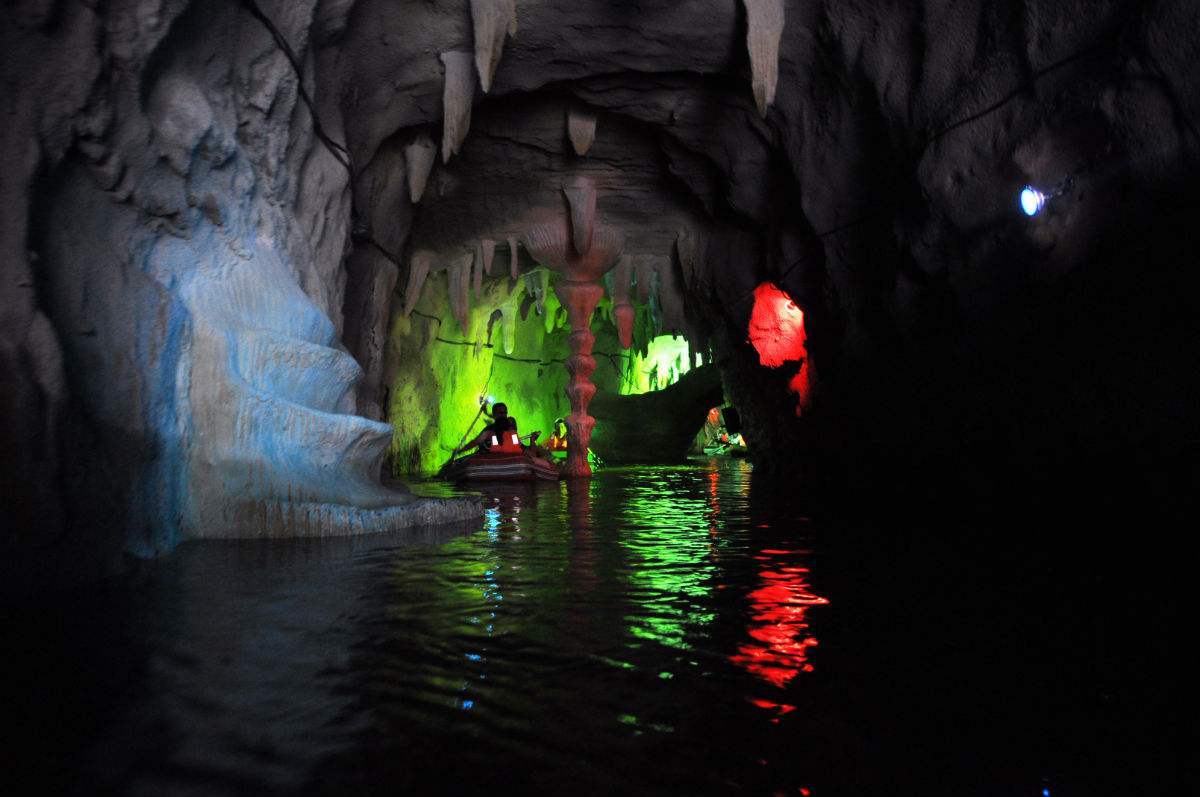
left=510, top=433, right=519, bottom=445
left=490, top=435, right=498, bottom=446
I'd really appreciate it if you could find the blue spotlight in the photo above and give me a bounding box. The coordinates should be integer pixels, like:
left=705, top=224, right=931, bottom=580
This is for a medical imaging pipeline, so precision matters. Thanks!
left=1020, top=185, right=1047, bottom=217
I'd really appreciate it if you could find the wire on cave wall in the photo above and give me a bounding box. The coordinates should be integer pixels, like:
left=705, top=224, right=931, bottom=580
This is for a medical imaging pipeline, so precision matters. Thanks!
left=409, top=309, right=639, bottom=391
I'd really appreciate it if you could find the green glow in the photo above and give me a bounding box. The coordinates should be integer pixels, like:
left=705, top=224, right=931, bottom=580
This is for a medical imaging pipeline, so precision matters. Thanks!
left=619, top=333, right=694, bottom=395
left=386, top=268, right=575, bottom=476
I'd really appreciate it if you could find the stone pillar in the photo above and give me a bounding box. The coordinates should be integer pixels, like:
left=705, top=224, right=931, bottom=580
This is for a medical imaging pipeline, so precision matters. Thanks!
left=523, top=177, right=623, bottom=477
left=556, top=280, right=604, bottom=476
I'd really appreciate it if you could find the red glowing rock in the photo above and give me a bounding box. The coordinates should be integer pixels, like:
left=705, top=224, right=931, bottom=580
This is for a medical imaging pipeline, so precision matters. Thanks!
left=748, top=281, right=811, bottom=413
left=748, top=282, right=806, bottom=366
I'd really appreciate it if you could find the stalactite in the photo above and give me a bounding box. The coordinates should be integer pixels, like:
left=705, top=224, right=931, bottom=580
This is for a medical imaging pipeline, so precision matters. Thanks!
left=567, top=105, right=598, bottom=156
left=633, top=254, right=658, bottom=305
left=481, top=238, right=496, bottom=275
left=524, top=271, right=540, bottom=313
left=742, top=0, right=784, bottom=117
left=675, top=228, right=707, bottom=289
left=439, top=51, right=476, bottom=162
left=562, top=176, right=597, bottom=255
left=538, top=268, right=551, bottom=317
left=470, top=0, right=509, bottom=93
left=472, top=244, right=484, bottom=298
left=508, top=236, right=520, bottom=279
left=499, top=290, right=520, bottom=354
left=505, top=0, right=517, bottom=36
left=610, top=254, right=636, bottom=349
left=447, top=252, right=473, bottom=335
left=656, top=257, right=688, bottom=335
left=404, top=132, right=436, bottom=202
left=402, top=252, right=431, bottom=317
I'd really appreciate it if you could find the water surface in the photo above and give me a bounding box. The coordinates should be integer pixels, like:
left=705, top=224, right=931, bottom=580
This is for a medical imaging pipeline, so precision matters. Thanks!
left=7, top=460, right=1174, bottom=795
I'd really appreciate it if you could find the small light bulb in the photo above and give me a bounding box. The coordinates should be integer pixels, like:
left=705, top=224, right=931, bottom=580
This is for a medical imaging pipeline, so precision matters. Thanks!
left=1020, top=185, right=1047, bottom=217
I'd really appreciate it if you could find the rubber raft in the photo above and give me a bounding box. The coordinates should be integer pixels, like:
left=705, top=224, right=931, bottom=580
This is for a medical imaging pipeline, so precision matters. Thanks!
left=440, top=433, right=560, bottom=482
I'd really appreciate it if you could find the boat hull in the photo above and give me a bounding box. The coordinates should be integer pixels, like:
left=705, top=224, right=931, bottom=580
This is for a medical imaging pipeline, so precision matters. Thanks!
left=441, top=450, right=561, bottom=482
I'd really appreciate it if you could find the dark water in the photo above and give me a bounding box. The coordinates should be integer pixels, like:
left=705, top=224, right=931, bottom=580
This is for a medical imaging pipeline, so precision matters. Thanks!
left=5, top=461, right=1180, bottom=795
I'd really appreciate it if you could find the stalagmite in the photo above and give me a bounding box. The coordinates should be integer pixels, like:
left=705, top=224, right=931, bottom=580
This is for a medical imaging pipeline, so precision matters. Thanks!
left=404, top=132, right=436, bottom=202
left=610, top=254, right=636, bottom=349
left=562, top=176, right=596, bottom=255
left=567, top=106, right=598, bottom=156
left=470, top=0, right=509, bottom=93
left=742, top=0, right=784, bottom=117
left=508, top=236, right=520, bottom=278
left=481, top=239, right=496, bottom=275
left=402, top=252, right=431, bottom=317
left=439, top=51, right=476, bottom=162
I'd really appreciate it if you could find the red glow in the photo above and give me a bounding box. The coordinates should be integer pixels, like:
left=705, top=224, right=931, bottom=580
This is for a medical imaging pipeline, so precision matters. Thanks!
left=748, top=282, right=811, bottom=414
left=749, top=282, right=807, bottom=366
left=788, top=361, right=811, bottom=415
left=730, top=550, right=828, bottom=690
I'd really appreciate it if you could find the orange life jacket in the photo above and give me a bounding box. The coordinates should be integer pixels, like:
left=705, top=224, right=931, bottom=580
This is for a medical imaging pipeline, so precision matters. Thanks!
left=488, top=431, right=523, bottom=453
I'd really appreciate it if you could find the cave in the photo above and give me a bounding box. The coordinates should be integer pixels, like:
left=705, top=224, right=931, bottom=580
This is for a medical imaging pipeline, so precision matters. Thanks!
left=1, top=1, right=1192, bottom=793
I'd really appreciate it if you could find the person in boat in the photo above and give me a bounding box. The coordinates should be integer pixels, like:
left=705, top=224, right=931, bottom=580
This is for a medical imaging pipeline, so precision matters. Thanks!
left=454, top=402, right=539, bottom=455
left=701, top=407, right=727, bottom=450
left=545, top=418, right=569, bottom=453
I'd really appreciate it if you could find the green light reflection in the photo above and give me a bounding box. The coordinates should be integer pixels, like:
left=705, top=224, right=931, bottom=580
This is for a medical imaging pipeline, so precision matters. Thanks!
left=618, top=465, right=727, bottom=651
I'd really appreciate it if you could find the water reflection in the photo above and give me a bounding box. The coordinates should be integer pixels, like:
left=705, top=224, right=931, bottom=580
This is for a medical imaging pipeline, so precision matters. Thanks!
left=618, top=468, right=719, bottom=651
left=30, top=462, right=836, bottom=795
left=10, top=462, right=1161, bottom=795
left=731, top=545, right=828, bottom=717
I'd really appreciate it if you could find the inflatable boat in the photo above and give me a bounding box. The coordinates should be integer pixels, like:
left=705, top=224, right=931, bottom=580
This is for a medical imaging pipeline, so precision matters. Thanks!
left=440, top=431, right=561, bottom=482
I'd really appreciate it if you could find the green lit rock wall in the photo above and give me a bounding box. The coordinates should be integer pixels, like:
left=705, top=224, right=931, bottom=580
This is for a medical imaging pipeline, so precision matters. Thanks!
left=383, top=258, right=707, bottom=477
left=385, top=269, right=629, bottom=476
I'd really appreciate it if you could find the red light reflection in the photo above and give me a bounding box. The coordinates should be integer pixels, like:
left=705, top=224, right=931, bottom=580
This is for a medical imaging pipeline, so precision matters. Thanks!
left=731, top=552, right=828, bottom=690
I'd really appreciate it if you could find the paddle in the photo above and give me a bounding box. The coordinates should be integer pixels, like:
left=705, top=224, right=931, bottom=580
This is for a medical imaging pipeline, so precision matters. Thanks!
left=441, top=400, right=490, bottom=472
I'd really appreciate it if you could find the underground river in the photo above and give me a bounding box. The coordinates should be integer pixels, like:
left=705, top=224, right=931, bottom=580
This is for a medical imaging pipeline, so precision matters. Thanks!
left=8, top=460, right=1174, bottom=795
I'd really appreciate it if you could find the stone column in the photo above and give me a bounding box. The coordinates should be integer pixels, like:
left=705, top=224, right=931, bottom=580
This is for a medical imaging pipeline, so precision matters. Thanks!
left=523, top=177, right=623, bottom=477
